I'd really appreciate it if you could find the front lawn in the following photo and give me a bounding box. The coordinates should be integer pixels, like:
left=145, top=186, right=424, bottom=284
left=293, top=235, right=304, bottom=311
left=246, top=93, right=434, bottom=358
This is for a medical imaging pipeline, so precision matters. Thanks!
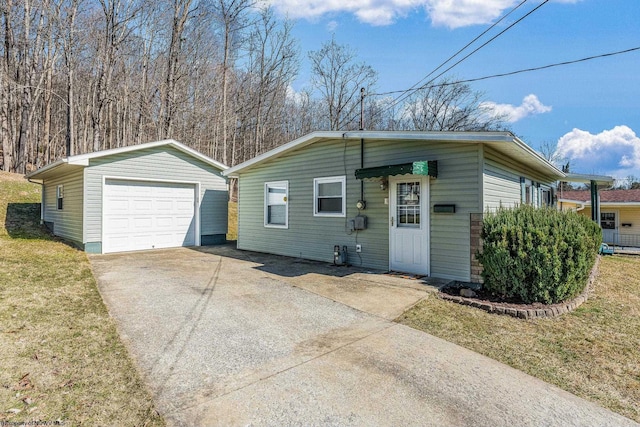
left=0, top=171, right=164, bottom=425
left=397, top=255, right=640, bottom=422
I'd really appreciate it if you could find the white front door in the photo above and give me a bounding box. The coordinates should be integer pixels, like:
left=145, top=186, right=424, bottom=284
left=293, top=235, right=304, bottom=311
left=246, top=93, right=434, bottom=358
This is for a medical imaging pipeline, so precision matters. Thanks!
left=600, top=211, right=618, bottom=244
left=389, top=175, right=430, bottom=275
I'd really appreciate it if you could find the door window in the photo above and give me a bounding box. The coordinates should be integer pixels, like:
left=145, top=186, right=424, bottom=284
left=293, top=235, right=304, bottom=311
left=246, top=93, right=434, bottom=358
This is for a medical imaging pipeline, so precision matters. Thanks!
left=600, top=212, right=616, bottom=229
left=397, top=181, right=421, bottom=227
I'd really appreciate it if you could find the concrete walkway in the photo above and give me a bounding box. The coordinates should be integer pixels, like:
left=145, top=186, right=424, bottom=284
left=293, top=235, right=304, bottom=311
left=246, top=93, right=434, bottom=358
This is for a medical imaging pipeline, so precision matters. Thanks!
left=90, top=246, right=638, bottom=427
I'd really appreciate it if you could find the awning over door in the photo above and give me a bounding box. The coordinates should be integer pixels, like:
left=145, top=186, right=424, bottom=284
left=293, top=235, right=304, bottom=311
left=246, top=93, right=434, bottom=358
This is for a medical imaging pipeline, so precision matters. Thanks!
left=355, top=160, right=438, bottom=180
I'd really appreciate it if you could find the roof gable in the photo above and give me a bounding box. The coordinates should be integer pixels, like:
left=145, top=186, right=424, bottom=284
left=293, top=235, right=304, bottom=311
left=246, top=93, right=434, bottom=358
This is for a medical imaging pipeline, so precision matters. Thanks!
left=27, top=139, right=227, bottom=180
left=223, top=131, right=565, bottom=180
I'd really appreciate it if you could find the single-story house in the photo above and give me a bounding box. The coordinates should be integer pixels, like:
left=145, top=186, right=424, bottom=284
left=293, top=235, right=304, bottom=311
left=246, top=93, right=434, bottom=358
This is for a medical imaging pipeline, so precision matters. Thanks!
left=26, top=139, right=228, bottom=254
left=223, top=131, right=566, bottom=283
left=559, top=189, right=640, bottom=246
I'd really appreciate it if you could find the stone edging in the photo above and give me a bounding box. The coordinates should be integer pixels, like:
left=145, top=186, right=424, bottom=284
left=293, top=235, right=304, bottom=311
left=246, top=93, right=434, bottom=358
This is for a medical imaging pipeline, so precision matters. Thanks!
left=439, top=255, right=601, bottom=319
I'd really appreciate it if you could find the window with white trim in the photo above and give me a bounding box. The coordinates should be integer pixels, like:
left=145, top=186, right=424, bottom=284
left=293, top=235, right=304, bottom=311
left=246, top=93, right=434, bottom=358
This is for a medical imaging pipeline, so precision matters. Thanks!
left=520, top=178, right=532, bottom=205
left=264, top=181, right=288, bottom=228
left=314, top=176, right=346, bottom=217
left=56, top=185, right=64, bottom=210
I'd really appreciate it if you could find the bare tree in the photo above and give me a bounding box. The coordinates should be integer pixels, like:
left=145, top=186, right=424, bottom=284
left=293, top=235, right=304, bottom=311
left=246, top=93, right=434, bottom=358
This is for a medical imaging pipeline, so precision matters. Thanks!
left=161, top=0, right=195, bottom=138
left=212, top=0, right=254, bottom=165
left=61, top=0, right=81, bottom=157
left=403, top=76, right=507, bottom=132
left=308, top=37, right=377, bottom=131
left=538, top=140, right=563, bottom=165
left=241, top=7, right=298, bottom=159
left=91, top=0, right=140, bottom=151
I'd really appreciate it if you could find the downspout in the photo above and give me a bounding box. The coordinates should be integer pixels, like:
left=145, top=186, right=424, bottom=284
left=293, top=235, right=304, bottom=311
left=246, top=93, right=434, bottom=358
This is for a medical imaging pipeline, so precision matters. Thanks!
left=359, top=87, right=365, bottom=204
left=27, top=178, right=44, bottom=224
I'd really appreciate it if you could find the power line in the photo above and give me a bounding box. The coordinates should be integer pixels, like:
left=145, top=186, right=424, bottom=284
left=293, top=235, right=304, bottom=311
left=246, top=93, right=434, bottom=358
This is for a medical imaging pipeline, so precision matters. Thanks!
left=373, top=46, right=640, bottom=97
left=390, top=0, right=530, bottom=105
left=383, top=0, right=550, bottom=113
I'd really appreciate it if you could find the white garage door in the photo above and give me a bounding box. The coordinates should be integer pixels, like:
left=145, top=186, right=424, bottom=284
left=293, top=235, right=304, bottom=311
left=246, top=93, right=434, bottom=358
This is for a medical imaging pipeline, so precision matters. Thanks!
left=103, top=179, right=197, bottom=253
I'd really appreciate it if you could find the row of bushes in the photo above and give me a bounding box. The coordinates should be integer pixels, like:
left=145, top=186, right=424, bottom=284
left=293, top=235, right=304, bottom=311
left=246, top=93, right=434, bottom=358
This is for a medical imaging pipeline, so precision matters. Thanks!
left=477, top=205, right=601, bottom=304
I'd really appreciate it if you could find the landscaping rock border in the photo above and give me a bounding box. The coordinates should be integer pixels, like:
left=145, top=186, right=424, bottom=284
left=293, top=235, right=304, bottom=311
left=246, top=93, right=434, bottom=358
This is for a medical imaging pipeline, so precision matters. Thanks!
left=438, top=255, right=601, bottom=319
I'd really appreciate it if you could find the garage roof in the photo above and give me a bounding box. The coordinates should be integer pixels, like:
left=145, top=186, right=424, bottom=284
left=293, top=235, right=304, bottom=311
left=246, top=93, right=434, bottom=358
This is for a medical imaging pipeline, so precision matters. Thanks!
left=222, top=131, right=565, bottom=179
left=26, top=139, right=227, bottom=181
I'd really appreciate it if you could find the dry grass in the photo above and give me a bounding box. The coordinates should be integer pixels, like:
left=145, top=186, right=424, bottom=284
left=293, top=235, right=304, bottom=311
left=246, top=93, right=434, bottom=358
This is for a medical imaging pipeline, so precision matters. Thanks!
left=0, top=173, right=164, bottom=425
left=227, top=201, right=238, bottom=241
left=398, top=255, right=640, bottom=422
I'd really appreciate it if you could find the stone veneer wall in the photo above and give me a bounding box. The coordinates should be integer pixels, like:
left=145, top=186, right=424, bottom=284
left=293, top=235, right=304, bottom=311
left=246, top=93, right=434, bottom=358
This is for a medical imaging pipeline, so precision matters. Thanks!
left=470, top=213, right=484, bottom=283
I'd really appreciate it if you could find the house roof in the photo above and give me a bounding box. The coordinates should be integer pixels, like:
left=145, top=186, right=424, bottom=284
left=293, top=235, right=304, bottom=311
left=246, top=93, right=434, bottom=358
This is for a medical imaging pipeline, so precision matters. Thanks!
left=559, top=189, right=640, bottom=204
left=222, top=131, right=565, bottom=179
left=26, top=139, right=227, bottom=181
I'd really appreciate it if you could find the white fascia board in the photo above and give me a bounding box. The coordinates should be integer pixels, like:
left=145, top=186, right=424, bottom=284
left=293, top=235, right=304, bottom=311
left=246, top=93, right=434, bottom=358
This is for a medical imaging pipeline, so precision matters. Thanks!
left=558, top=199, right=640, bottom=207
left=558, top=198, right=590, bottom=204
left=28, top=139, right=228, bottom=179
left=70, top=139, right=228, bottom=171
left=223, top=131, right=518, bottom=177
left=511, top=136, right=565, bottom=178
left=223, top=131, right=339, bottom=177
left=224, top=130, right=564, bottom=179
left=25, top=159, right=68, bottom=179
left=564, top=173, right=614, bottom=186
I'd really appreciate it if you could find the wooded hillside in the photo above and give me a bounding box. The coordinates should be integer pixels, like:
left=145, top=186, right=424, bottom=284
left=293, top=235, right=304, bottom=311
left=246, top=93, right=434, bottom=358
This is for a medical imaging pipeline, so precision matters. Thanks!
left=1, top=0, right=505, bottom=173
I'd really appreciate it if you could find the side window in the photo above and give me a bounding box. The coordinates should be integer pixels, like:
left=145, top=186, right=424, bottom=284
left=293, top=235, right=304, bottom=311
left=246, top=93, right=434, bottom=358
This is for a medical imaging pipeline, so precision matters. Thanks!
left=314, top=176, right=346, bottom=217
left=520, top=178, right=532, bottom=205
left=264, top=181, right=288, bottom=228
left=56, top=185, right=64, bottom=210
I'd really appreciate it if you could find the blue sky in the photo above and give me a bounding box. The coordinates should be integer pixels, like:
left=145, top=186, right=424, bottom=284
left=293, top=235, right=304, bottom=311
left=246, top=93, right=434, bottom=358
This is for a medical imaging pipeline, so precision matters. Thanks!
left=266, top=0, right=640, bottom=180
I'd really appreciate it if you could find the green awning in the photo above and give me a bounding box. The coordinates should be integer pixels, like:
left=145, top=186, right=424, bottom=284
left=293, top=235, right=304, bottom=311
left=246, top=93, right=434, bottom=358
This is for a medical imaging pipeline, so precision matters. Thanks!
left=355, top=160, right=437, bottom=180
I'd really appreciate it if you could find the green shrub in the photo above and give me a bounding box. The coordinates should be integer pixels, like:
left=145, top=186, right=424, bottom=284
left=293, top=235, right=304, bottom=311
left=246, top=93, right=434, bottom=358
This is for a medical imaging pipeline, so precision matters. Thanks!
left=477, top=205, right=601, bottom=304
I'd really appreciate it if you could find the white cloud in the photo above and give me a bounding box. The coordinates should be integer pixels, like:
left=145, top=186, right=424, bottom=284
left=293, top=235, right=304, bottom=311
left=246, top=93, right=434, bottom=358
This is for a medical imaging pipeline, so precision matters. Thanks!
left=426, top=0, right=517, bottom=28
left=481, top=94, right=552, bottom=123
left=554, top=126, right=640, bottom=178
left=326, top=20, right=338, bottom=32
left=267, top=0, right=580, bottom=28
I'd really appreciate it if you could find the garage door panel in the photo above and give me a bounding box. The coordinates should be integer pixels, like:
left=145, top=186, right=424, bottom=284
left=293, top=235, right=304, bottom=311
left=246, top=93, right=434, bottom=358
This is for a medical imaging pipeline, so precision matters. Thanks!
left=176, top=200, right=193, bottom=211
left=134, top=216, right=154, bottom=229
left=133, top=199, right=153, bottom=213
left=155, top=200, right=173, bottom=211
left=106, top=217, right=131, bottom=230
left=156, top=216, right=175, bottom=228
left=175, top=216, right=193, bottom=227
left=103, top=179, right=197, bottom=253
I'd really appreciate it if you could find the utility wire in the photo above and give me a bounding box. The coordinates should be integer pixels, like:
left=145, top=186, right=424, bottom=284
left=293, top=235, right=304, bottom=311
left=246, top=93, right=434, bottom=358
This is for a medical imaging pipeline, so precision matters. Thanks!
left=383, top=0, right=550, bottom=114
left=348, top=0, right=547, bottom=129
left=391, top=0, right=530, bottom=105
left=374, top=46, right=640, bottom=96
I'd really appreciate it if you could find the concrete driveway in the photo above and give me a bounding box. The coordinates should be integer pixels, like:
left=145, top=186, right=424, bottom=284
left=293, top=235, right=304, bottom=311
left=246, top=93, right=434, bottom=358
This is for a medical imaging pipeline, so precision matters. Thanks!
left=90, top=246, right=638, bottom=427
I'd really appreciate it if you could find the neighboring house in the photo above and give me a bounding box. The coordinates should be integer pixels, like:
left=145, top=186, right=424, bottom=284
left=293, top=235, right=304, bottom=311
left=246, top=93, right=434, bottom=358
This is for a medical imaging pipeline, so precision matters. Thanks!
left=559, top=189, right=640, bottom=246
left=26, top=139, right=228, bottom=254
left=223, top=131, right=564, bottom=283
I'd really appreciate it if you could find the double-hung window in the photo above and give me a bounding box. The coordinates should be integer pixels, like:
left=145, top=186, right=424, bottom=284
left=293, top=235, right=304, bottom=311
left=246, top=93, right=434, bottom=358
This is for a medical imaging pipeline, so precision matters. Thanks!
left=56, top=185, right=64, bottom=210
left=264, top=181, right=288, bottom=228
left=314, top=176, right=346, bottom=217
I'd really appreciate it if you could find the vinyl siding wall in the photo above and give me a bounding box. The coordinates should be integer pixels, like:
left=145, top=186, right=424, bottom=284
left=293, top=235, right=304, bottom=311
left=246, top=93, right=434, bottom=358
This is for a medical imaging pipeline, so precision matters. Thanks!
left=482, top=147, right=556, bottom=210
left=237, top=138, right=482, bottom=281
left=578, top=206, right=640, bottom=245
left=83, top=146, right=227, bottom=245
left=42, top=168, right=84, bottom=245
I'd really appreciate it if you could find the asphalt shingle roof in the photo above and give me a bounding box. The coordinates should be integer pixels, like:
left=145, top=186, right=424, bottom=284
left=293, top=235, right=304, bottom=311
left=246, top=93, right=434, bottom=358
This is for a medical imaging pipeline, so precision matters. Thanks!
left=560, top=189, right=640, bottom=203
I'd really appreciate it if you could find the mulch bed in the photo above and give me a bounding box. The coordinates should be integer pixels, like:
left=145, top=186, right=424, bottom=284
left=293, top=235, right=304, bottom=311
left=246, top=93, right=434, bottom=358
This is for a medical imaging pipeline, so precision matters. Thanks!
left=438, top=256, right=601, bottom=319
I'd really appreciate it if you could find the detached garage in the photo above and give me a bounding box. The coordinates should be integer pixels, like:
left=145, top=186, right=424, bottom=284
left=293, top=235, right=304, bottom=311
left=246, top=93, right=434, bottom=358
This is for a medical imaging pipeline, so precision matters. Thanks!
left=26, top=139, right=228, bottom=254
